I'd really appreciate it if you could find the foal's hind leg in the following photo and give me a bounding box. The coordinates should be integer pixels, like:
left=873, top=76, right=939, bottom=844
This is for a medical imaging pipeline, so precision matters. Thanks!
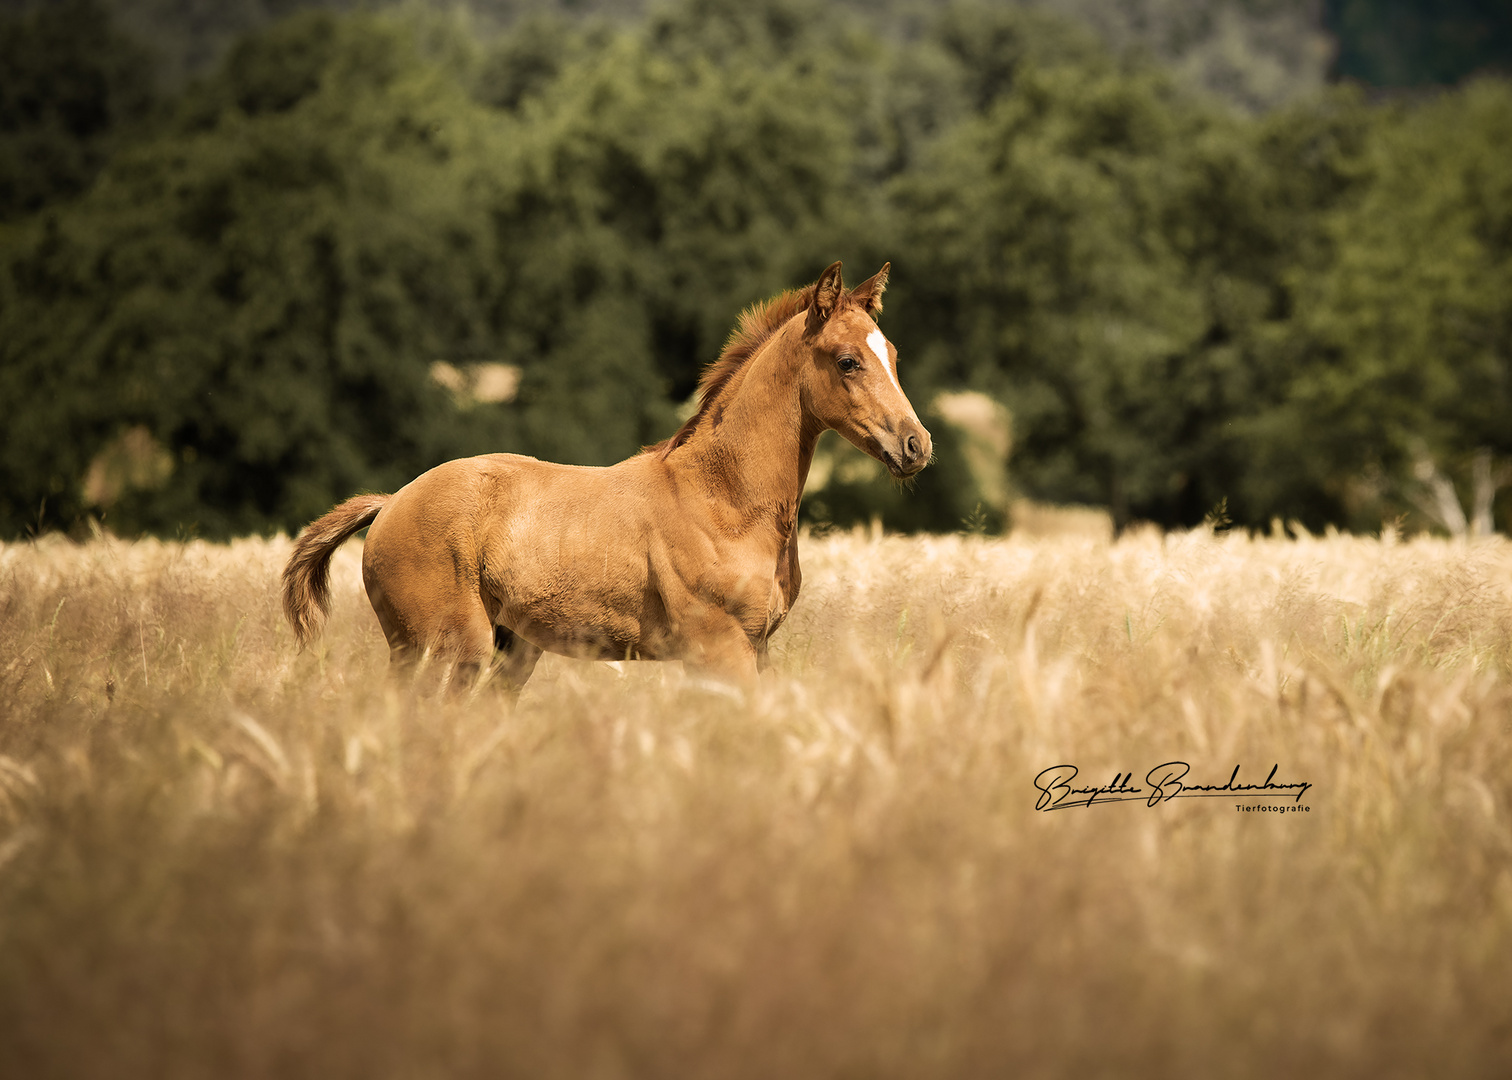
left=491, top=626, right=543, bottom=702
left=369, top=588, right=496, bottom=696
left=441, top=606, right=500, bottom=696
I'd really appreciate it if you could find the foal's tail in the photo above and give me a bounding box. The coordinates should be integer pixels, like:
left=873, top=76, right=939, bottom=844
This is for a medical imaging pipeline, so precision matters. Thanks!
left=282, top=494, right=388, bottom=648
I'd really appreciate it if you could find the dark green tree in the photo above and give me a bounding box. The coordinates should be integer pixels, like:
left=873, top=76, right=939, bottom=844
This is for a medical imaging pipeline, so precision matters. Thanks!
left=1283, top=78, right=1512, bottom=530
left=1328, top=0, right=1512, bottom=87
left=0, top=0, right=159, bottom=221
left=0, top=13, right=518, bottom=536
left=5, top=0, right=1507, bottom=540
left=891, top=50, right=1273, bottom=526
left=475, top=0, right=878, bottom=459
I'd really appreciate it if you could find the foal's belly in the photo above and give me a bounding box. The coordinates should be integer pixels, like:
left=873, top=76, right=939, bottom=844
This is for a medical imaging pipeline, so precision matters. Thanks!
left=491, top=542, right=780, bottom=664
left=487, top=529, right=669, bottom=661
left=502, top=601, right=658, bottom=662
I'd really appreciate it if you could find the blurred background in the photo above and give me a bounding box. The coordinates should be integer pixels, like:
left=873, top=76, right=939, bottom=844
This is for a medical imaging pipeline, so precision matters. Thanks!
left=1, top=0, right=1508, bottom=539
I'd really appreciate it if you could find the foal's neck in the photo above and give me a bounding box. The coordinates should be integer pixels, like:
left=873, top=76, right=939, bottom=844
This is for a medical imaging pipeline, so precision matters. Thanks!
left=677, top=322, right=820, bottom=522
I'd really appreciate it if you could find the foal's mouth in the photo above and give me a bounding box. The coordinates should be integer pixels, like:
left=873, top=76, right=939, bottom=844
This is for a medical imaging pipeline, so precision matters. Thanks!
left=879, top=448, right=930, bottom=479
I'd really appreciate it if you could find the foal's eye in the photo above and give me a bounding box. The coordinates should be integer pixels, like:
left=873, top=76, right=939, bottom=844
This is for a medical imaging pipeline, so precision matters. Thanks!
left=837, top=355, right=860, bottom=374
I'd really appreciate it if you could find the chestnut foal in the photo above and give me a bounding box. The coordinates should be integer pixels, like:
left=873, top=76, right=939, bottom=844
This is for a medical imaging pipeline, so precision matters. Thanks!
left=283, top=262, right=930, bottom=694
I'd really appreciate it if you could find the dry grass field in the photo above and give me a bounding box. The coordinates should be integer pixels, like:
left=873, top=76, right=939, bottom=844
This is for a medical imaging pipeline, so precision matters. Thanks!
left=2, top=526, right=1511, bottom=1078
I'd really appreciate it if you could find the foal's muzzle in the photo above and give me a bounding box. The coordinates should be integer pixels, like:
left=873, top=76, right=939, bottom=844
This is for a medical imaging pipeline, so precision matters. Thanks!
left=880, top=419, right=931, bottom=479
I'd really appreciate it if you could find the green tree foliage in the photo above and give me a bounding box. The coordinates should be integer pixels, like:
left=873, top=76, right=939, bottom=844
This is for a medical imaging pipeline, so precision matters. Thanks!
left=0, top=0, right=159, bottom=221
left=889, top=31, right=1305, bottom=526
left=0, top=2, right=888, bottom=536
left=0, top=13, right=516, bottom=535
left=1, top=0, right=1509, bottom=538
left=475, top=0, right=872, bottom=464
left=1283, top=79, right=1512, bottom=526
left=1048, top=0, right=1333, bottom=111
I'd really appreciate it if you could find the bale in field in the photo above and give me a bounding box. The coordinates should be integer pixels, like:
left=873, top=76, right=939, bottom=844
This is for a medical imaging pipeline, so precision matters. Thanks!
left=283, top=262, right=931, bottom=695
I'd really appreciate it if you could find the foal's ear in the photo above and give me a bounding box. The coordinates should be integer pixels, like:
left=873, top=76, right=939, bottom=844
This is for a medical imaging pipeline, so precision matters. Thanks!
left=852, top=262, right=890, bottom=316
left=805, top=261, right=845, bottom=337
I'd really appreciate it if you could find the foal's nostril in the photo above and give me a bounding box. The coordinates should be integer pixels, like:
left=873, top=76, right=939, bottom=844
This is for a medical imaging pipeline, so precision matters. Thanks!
left=904, top=434, right=921, bottom=462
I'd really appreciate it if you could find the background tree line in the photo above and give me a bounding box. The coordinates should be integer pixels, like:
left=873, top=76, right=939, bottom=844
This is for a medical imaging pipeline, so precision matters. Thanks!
left=1, top=0, right=1508, bottom=538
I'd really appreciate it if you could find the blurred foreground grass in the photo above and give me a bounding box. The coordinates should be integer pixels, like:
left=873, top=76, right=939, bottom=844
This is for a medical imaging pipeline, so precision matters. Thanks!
left=2, top=528, right=1510, bottom=1078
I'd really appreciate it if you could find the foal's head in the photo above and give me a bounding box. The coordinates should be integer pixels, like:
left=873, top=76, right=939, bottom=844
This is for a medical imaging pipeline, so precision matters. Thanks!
left=801, top=262, right=931, bottom=479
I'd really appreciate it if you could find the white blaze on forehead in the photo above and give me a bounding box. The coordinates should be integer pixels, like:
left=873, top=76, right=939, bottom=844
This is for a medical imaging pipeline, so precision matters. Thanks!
left=866, top=328, right=901, bottom=392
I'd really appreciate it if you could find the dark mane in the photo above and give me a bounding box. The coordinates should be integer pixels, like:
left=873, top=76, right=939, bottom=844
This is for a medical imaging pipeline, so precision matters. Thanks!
left=649, top=282, right=824, bottom=458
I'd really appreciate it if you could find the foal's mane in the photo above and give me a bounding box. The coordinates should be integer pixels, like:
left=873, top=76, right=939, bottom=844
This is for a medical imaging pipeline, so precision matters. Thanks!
left=651, top=279, right=863, bottom=458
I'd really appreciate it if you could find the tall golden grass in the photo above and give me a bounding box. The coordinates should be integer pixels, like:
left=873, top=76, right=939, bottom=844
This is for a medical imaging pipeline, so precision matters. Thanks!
left=2, top=527, right=1510, bottom=1077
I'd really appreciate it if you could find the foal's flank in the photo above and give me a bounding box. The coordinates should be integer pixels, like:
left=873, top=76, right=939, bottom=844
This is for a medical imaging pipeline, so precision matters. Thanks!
left=282, top=261, right=931, bottom=695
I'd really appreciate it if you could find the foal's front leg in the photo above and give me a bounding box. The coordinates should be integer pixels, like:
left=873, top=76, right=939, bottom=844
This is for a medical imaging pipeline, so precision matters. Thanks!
left=491, top=625, right=543, bottom=702
left=682, top=620, right=760, bottom=692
